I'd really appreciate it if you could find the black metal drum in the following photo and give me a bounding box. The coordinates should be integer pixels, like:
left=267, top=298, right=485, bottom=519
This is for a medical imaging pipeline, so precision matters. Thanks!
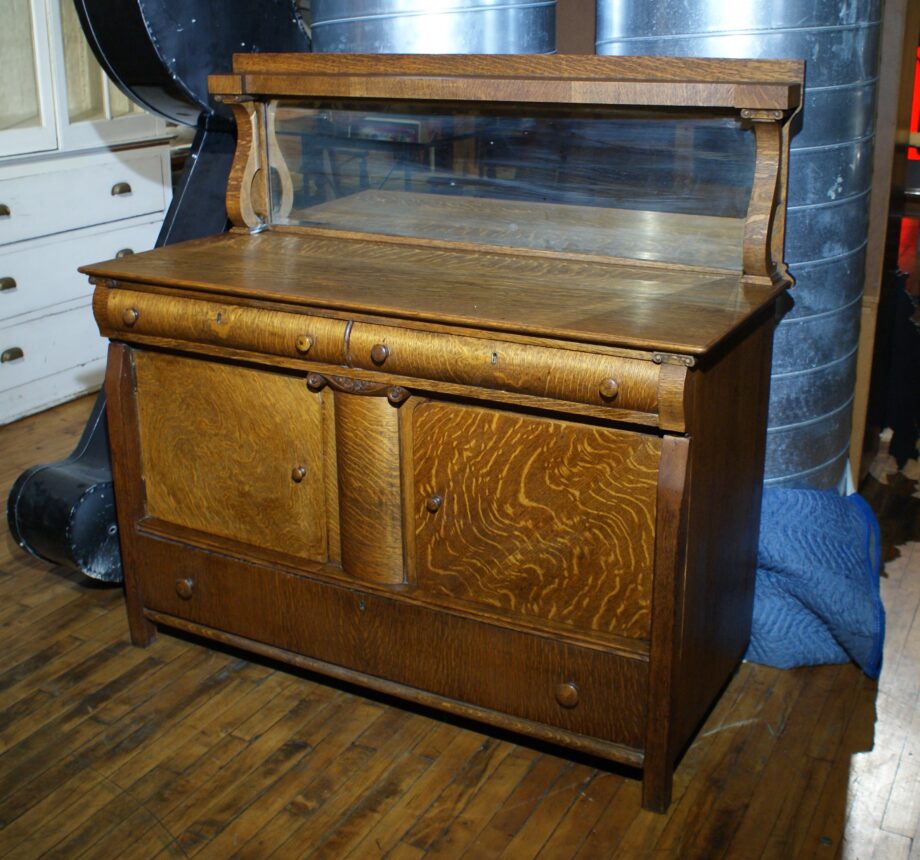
left=7, top=1, right=310, bottom=581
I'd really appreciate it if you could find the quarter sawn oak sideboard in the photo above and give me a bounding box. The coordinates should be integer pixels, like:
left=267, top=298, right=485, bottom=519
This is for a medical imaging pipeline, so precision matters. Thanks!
left=84, top=54, right=803, bottom=811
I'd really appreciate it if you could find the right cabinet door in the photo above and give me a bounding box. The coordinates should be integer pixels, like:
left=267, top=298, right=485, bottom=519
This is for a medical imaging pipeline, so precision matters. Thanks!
left=410, top=399, right=662, bottom=641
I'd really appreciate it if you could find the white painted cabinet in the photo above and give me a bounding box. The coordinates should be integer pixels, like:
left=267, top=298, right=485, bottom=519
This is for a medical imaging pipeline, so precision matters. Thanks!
left=0, top=0, right=172, bottom=424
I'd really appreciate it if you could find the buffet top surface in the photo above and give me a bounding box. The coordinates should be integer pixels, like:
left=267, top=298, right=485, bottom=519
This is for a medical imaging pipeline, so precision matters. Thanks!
left=82, top=228, right=782, bottom=356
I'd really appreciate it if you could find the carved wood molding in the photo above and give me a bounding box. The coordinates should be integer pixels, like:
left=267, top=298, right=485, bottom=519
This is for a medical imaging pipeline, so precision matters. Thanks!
left=306, top=372, right=410, bottom=406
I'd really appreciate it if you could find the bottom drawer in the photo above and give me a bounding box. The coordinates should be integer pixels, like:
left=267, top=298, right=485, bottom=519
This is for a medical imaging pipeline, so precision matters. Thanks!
left=135, top=531, right=649, bottom=751
left=0, top=302, right=106, bottom=394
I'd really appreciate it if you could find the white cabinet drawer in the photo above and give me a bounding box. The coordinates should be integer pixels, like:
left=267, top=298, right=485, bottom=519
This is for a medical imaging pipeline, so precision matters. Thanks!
left=0, top=147, right=168, bottom=246
left=0, top=217, right=162, bottom=322
left=0, top=302, right=106, bottom=394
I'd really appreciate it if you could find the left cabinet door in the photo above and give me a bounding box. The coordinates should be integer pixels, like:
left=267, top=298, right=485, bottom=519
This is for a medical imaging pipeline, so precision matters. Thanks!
left=0, top=0, right=58, bottom=158
left=132, top=350, right=331, bottom=564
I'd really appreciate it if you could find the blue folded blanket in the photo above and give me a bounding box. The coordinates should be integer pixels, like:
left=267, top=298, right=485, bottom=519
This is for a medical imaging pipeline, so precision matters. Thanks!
left=745, top=489, right=885, bottom=678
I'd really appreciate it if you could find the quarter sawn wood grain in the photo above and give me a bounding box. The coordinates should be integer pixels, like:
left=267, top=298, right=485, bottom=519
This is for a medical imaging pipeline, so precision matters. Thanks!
left=412, top=401, right=660, bottom=640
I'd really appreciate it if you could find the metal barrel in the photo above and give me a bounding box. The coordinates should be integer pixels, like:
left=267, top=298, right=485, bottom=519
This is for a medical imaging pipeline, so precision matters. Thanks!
left=597, top=0, right=882, bottom=489
left=311, top=0, right=556, bottom=53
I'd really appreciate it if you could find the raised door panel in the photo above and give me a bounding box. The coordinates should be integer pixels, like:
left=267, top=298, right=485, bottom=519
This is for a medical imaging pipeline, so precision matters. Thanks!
left=0, top=0, right=57, bottom=158
left=411, top=400, right=661, bottom=640
left=134, top=351, right=328, bottom=562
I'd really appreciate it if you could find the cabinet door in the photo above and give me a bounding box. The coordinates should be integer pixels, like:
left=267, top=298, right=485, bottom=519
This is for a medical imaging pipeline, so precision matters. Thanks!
left=411, top=400, right=661, bottom=640
left=50, top=0, right=165, bottom=150
left=0, top=0, right=57, bottom=158
left=133, top=352, right=329, bottom=563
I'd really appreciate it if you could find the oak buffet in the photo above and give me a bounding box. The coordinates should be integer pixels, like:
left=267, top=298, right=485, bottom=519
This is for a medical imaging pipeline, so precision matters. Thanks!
left=84, top=54, right=803, bottom=811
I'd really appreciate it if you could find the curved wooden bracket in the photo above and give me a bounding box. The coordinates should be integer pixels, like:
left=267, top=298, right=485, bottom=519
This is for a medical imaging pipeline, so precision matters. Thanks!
left=227, top=102, right=266, bottom=230
left=742, top=111, right=790, bottom=284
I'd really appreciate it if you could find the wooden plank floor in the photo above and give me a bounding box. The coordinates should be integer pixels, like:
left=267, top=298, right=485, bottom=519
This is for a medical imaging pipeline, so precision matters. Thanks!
left=0, top=395, right=918, bottom=859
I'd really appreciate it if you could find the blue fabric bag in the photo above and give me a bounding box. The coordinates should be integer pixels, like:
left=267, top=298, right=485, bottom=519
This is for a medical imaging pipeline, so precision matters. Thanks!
left=745, top=489, right=885, bottom=678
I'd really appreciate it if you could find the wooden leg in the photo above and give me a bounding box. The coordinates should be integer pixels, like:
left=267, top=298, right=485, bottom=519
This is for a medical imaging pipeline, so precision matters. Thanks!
left=104, top=342, right=156, bottom=648
left=642, top=758, right=674, bottom=813
left=126, top=604, right=157, bottom=647
left=642, top=436, right=691, bottom=814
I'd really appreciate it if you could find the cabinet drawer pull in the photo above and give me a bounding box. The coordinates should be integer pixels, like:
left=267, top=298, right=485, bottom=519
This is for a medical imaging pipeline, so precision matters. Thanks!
left=175, top=578, right=194, bottom=600
left=599, top=378, right=619, bottom=400
left=295, top=334, right=314, bottom=354
left=555, top=681, right=579, bottom=708
left=0, top=204, right=9, bottom=217
left=0, top=277, right=16, bottom=292
left=370, top=343, right=389, bottom=365
left=426, top=494, right=443, bottom=514
left=111, top=182, right=133, bottom=196
left=115, top=248, right=135, bottom=258
left=1, top=347, right=24, bottom=363
left=122, top=308, right=139, bottom=326
left=291, top=465, right=307, bottom=483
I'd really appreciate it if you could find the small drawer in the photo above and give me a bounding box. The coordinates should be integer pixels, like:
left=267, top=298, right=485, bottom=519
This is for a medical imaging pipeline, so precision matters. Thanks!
left=94, top=286, right=348, bottom=365
left=0, top=148, right=168, bottom=246
left=349, top=321, right=661, bottom=414
left=0, top=218, right=161, bottom=322
left=0, top=302, right=106, bottom=394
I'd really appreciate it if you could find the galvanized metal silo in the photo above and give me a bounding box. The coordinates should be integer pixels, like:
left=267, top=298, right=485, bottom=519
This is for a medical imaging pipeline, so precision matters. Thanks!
left=311, top=0, right=556, bottom=54
left=597, top=0, right=881, bottom=489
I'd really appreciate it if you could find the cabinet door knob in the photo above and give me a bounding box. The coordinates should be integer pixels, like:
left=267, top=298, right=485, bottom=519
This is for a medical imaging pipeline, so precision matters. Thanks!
left=115, top=248, right=135, bottom=259
left=555, top=681, right=579, bottom=708
left=426, top=494, right=443, bottom=513
left=175, top=578, right=194, bottom=600
left=291, top=465, right=307, bottom=483
left=0, top=277, right=16, bottom=292
left=295, top=334, right=315, bottom=354
left=0, top=204, right=10, bottom=217
left=1, top=347, right=24, bottom=363
left=599, top=378, right=619, bottom=400
left=370, top=343, right=389, bottom=365
left=111, top=182, right=133, bottom=196
left=122, top=307, right=139, bottom=326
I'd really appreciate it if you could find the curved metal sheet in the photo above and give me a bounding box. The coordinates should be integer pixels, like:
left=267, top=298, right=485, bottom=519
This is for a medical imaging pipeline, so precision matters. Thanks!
left=312, top=0, right=556, bottom=53
left=597, top=0, right=880, bottom=488
left=74, top=0, right=311, bottom=125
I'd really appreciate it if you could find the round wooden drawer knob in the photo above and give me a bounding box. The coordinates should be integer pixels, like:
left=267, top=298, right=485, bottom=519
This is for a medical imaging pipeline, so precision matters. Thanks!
left=291, top=465, right=307, bottom=483
left=122, top=308, right=139, bottom=326
left=295, top=334, right=314, bottom=354
left=175, top=578, right=194, bottom=600
left=426, top=494, right=443, bottom=513
left=370, top=343, right=390, bottom=365
left=599, top=378, right=619, bottom=400
left=555, top=681, right=579, bottom=708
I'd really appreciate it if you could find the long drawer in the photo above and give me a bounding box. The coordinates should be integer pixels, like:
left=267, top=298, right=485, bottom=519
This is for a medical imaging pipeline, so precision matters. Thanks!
left=94, top=285, right=685, bottom=423
left=134, top=530, right=650, bottom=751
left=95, top=286, right=349, bottom=366
left=0, top=147, right=168, bottom=246
left=0, top=218, right=162, bottom=322
left=349, top=320, right=661, bottom=413
left=0, top=301, right=106, bottom=394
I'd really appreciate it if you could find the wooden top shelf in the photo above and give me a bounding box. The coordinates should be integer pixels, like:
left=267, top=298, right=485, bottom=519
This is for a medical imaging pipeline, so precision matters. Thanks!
left=210, top=54, right=804, bottom=111
left=82, top=230, right=782, bottom=356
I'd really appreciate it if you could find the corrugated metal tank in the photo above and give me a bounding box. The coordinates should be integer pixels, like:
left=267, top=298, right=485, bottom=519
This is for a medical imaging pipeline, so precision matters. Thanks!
left=311, top=0, right=556, bottom=53
left=597, top=0, right=881, bottom=489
